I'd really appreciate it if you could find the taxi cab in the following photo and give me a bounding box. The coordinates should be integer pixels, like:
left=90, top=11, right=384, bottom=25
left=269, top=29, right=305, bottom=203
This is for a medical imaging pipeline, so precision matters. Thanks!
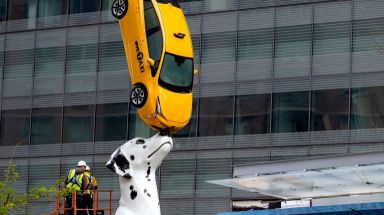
left=111, top=0, right=196, bottom=133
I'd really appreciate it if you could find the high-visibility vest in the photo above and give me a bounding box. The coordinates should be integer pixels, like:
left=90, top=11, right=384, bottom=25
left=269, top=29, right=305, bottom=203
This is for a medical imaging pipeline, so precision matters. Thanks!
left=84, top=172, right=98, bottom=195
left=66, top=169, right=84, bottom=191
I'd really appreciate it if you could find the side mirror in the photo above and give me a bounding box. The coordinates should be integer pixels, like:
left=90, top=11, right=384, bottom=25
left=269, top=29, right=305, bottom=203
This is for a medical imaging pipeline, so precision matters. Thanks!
left=147, top=58, right=155, bottom=68
left=194, top=69, right=198, bottom=75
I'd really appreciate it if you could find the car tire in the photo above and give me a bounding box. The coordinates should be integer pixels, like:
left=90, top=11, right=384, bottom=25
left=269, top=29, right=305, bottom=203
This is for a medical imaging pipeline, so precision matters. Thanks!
left=130, top=84, right=147, bottom=108
left=111, top=0, right=128, bottom=19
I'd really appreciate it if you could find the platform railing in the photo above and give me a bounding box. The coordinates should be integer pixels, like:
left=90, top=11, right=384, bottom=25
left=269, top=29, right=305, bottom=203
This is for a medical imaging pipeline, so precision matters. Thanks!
left=49, top=189, right=113, bottom=215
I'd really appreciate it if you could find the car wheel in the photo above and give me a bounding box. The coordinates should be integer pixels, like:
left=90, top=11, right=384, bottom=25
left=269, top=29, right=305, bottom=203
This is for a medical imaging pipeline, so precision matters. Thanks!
left=111, top=0, right=128, bottom=19
left=130, top=84, right=147, bottom=108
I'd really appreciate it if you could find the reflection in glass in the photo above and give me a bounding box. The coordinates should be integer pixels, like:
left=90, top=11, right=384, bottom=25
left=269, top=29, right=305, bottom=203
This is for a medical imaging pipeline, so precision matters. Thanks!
left=275, top=25, right=311, bottom=58
left=351, top=86, right=384, bottom=129
left=31, top=107, right=62, bottom=145
left=63, top=105, right=94, bottom=143
left=314, top=22, right=350, bottom=55
left=201, top=32, right=236, bottom=64
left=353, top=18, right=384, bottom=52
left=237, top=28, right=273, bottom=60
left=272, top=91, right=309, bottom=133
left=4, top=49, right=34, bottom=78
left=235, top=94, right=270, bottom=135
left=67, top=44, right=98, bottom=74
left=128, top=104, right=155, bottom=139
left=35, top=47, right=66, bottom=76
left=0, top=0, right=6, bottom=21
left=159, top=53, right=193, bottom=92
left=99, top=42, right=127, bottom=73
left=95, top=103, right=128, bottom=141
left=160, top=159, right=195, bottom=192
left=311, top=89, right=349, bottom=131
left=38, top=0, right=68, bottom=17
left=199, top=96, right=233, bottom=136
left=69, top=0, right=100, bottom=14
left=0, top=109, right=30, bottom=146
left=7, top=0, right=37, bottom=20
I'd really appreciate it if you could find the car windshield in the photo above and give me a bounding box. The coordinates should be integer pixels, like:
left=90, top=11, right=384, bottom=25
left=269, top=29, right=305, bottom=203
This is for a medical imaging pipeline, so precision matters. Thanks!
left=159, top=53, right=193, bottom=93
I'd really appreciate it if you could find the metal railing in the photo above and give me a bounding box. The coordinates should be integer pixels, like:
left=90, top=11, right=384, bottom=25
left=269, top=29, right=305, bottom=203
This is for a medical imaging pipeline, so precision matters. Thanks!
left=48, top=190, right=113, bottom=215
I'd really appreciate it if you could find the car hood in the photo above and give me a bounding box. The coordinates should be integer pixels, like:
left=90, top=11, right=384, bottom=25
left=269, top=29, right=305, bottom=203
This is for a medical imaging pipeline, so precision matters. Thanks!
left=158, top=87, right=192, bottom=124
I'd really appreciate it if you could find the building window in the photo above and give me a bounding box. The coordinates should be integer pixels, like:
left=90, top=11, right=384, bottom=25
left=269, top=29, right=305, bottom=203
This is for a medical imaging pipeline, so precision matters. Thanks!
left=37, top=0, right=68, bottom=17
left=160, top=158, right=195, bottom=194
left=95, top=103, right=128, bottom=142
left=199, top=96, right=233, bottom=136
left=238, top=28, right=273, bottom=60
left=272, top=91, right=309, bottom=133
left=7, top=0, right=36, bottom=20
left=67, top=26, right=98, bottom=76
left=201, top=32, right=236, bottom=64
left=314, top=21, right=351, bottom=56
left=0, top=109, right=30, bottom=146
left=98, top=41, right=127, bottom=73
left=128, top=104, right=155, bottom=139
left=311, top=89, right=349, bottom=131
left=235, top=94, right=270, bottom=135
left=63, top=105, right=94, bottom=143
left=351, top=86, right=384, bottom=129
left=0, top=0, right=6, bottom=21
left=31, top=107, right=62, bottom=145
left=69, top=0, right=100, bottom=14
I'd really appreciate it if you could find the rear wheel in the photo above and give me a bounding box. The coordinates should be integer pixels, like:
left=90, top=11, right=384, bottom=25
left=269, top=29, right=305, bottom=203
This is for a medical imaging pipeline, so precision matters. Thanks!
left=111, top=0, right=128, bottom=19
left=130, top=84, right=147, bottom=108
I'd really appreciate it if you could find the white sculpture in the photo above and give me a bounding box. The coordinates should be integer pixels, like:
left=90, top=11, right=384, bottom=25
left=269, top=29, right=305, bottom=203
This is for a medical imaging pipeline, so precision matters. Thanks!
left=106, top=133, right=173, bottom=215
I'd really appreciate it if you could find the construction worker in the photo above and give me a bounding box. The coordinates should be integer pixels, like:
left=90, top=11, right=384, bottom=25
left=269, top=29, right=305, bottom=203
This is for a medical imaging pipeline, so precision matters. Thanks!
left=83, top=165, right=98, bottom=215
left=63, top=160, right=88, bottom=215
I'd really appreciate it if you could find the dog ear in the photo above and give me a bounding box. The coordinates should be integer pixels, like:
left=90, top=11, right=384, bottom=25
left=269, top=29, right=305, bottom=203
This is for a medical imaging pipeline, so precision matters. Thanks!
left=106, top=147, right=133, bottom=178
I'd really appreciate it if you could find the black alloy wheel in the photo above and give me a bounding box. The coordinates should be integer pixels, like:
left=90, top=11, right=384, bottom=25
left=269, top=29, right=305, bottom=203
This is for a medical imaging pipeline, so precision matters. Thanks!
left=111, top=0, right=128, bottom=19
left=130, top=84, right=147, bottom=108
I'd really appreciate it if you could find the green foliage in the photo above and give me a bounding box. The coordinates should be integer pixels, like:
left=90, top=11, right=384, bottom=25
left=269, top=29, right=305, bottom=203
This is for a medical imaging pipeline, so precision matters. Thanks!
left=0, top=159, right=58, bottom=215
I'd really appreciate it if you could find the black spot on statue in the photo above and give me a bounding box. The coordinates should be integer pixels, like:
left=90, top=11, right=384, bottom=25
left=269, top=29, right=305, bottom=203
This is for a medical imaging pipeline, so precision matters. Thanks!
left=130, top=185, right=134, bottom=190
left=130, top=190, right=138, bottom=200
left=144, top=189, right=147, bottom=193
left=115, top=154, right=130, bottom=171
left=147, top=162, right=150, bottom=165
left=143, top=145, right=147, bottom=149
left=148, top=178, right=151, bottom=181
left=123, top=173, right=132, bottom=179
left=106, top=162, right=116, bottom=173
left=136, top=139, right=145, bottom=144
left=130, top=155, right=135, bottom=161
left=147, top=166, right=151, bottom=175
left=147, top=193, right=151, bottom=197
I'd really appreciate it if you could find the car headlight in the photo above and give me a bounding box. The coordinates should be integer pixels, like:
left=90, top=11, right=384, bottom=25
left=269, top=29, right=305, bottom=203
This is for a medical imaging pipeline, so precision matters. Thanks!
left=156, top=97, right=162, bottom=115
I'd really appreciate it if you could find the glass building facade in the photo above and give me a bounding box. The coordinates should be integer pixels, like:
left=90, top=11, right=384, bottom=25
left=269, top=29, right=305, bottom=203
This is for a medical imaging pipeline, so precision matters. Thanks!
left=0, top=0, right=384, bottom=214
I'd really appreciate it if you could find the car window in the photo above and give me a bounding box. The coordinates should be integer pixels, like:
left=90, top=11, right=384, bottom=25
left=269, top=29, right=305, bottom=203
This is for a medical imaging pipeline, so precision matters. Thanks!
left=144, top=0, right=163, bottom=77
left=159, top=53, right=193, bottom=93
left=156, top=0, right=181, bottom=8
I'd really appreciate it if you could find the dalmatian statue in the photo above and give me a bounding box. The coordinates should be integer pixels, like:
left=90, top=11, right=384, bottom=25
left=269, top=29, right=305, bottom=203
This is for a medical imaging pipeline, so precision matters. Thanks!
left=106, top=133, right=173, bottom=215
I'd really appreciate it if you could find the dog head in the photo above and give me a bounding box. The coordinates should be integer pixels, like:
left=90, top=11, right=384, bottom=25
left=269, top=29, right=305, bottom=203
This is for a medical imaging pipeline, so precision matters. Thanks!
left=106, top=133, right=173, bottom=179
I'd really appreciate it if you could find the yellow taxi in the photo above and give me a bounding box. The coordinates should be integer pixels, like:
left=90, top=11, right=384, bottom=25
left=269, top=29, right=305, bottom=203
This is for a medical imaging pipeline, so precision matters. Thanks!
left=111, top=0, right=195, bottom=133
